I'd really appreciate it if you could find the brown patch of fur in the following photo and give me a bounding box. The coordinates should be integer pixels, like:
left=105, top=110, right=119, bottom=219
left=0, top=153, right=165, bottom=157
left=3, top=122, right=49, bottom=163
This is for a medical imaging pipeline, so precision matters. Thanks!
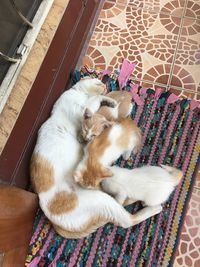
left=88, top=126, right=111, bottom=155
left=82, top=112, right=114, bottom=142
left=123, top=198, right=137, bottom=206
left=53, top=215, right=108, bottom=239
left=78, top=161, right=112, bottom=188
left=78, top=127, right=113, bottom=188
left=79, top=118, right=142, bottom=188
left=53, top=209, right=140, bottom=238
left=30, top=154, right=54, bottom=193
left=107, top=91, right=132, bottom=119
left=118, top=101, right=132, bottom=119
left=117, top=118, right=142, bottom=150
left=107, top=91, right=132, bottom=101
left=97, top=91, right=132, bottom=121
left=48, top=191, right=78, bottom=215
left=131, top=215, right=141, bottom=226
left=84, top=114, right=107, bottom=134
left=97, top=107, right=116, bottom=121
left=82, top=92, right=132, bottom=141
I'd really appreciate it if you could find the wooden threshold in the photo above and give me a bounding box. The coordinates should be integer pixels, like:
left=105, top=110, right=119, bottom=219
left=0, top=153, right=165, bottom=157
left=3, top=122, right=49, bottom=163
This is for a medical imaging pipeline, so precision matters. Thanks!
left=0, top=0, right=100, bottom=189
left=0, top=186, right=38, bottom=266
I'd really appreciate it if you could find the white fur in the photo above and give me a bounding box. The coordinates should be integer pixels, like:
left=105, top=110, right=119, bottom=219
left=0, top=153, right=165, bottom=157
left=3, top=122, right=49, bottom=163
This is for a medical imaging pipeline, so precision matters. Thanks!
left=75, top=121, right=141, bottom=177
left=101, top=124, right=140, bottom=164
left=32, top=78, right=161, bottom=238
left=101, top=165, right=182, bottom=206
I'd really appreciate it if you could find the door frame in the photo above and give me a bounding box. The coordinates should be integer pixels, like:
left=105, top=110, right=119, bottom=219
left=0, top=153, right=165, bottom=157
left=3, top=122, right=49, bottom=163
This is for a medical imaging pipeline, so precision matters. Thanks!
left=0, top=0, right=100, bottom=188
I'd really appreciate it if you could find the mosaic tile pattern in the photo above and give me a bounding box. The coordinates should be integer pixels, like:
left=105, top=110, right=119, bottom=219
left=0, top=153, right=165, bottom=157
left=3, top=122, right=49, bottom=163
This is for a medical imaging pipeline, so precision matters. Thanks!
left=82, top=0, right=200, bottom=101
left=81, top=0, right=200, bottom=266
left=171, top=15, right=200, bottom=96
left=109, top=0, right=185, bottom=14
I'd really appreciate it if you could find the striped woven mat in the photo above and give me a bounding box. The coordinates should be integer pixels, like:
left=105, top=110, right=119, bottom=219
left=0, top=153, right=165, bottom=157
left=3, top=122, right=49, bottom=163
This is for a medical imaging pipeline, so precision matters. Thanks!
left=25, top=71, right=200, bottom=267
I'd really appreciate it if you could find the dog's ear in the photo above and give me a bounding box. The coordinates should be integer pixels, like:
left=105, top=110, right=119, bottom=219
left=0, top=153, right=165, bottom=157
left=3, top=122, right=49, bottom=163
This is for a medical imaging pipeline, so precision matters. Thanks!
left=101, top=167, right=113, bottom=178
left=84, top=108, right=93, bottom=120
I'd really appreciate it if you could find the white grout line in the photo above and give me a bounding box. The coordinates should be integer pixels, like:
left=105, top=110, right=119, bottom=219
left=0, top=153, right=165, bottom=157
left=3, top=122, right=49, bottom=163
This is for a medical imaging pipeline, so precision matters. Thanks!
left=167, top=0, right=188, bottom=89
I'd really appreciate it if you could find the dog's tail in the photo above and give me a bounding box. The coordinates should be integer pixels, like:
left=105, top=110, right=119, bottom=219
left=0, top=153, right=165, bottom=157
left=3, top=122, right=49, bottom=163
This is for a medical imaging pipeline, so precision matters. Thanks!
left=160, top=164, right=183, bottom=186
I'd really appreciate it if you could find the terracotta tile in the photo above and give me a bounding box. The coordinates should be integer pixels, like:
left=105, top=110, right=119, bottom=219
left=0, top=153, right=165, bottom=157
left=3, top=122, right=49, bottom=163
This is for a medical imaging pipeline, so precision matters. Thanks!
left=108, top=0, right=186, bottom=16
left=159, top=0, right=186, bottom=17
left=174, top=188, right=200, bottom=267
left=181, top=18, right=200, bottom=36
left=82, top=55, right=96, bottom=68
left=172, top=17, right=200, bottom=93
left=82, top=46, right=107, bottom=70
left=169, top=87, right=200, bottom=101
left=169, top=65, right=198, bottom=91
left=185, top=0, right=200, bottom=20
left=142, top=64, right=171, bottom=86
left=159, top=13, right=182, bottom=35
left=175, top=36, right=200, bottom=66
left=130, top=78, right=168, bottom=91
left=116, top=0, right=161, bottom=12
left=84, top=4, right=180, bottom=84
left=100, top=1, right=128, bottom=21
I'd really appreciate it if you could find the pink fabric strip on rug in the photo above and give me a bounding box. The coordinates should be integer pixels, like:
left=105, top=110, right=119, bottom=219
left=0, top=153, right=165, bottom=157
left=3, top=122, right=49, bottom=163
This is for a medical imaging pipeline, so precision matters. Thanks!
left=133, top=104, right=144, bottom=125
left=130, top=93, right=168, bottom=265
left=28, top=228, right=54, bottom=267
left=129, top=221, right=146, bottom=266
left=147, top=104, right=169, bottom=163
left=128, top=92, right=163, bottom=265
left=173, top=109, right=195, bottom=167
left=68, top=239, right=84, bottom=267
left=49, top=239, right=68, bottom=267
left=86, top=227, right=104, bottom=267
left=147, top=102, right=181, bottom=267
left=30, top=215, right=45, bottom=245
left=157, top=115, right=199, bottom=265
left=128, top=95, right=182, bottom=266
left=101, top=227, right=118, bottom=267
left=116, top=92, right=163, bottom=266
left=131, top=85, right=144, bottom=106
left=118, top=59, right=135, bottom=90
left=158, top=105, right=181, bottom=165
left=134, top=91, right=160, bottom=166
left=117, top=228, right=131, bottom=267
left=101, top=154, right=130, bottom=267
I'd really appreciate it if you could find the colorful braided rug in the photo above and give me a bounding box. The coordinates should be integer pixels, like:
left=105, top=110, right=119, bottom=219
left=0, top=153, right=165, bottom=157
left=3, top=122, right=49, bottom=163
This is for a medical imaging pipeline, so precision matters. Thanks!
left=25, top=68, right=200, bottom=267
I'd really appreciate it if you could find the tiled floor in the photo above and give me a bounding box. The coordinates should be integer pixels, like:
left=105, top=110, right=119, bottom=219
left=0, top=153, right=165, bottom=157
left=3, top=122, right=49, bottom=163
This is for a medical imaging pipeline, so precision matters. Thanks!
left=81, top=1, right=200, bottom=266
left=82, top=0, right=200, bottom=101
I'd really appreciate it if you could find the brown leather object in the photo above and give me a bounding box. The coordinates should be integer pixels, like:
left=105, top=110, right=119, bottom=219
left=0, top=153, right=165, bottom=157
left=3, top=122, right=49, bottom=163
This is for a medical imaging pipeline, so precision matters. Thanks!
left=0, top=186, right=38, bottom=265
